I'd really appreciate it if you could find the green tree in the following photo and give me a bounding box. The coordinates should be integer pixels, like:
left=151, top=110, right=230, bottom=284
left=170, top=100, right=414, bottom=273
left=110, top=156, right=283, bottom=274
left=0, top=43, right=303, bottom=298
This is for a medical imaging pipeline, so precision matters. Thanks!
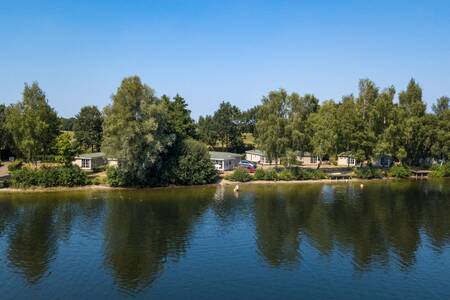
left=58, top=117, right=76, bottom=131
left=213, top=101, right=243, bottom=151
left=73, top=106, right=103, bottom=152
left=288, top=93, right=319, bottom=152
left=5, top=82, right=59, bottom=162
left=197, top=115, right=219, bottom=147
left=55, top=132, right=78, bottom=166
left=399, top=78, right=426, bottom=118
left=307, top=100, right=338, bottom=168
left=102, top=76, right=175, bottom=186
left=432, top=96, right=449, bottom=116
left=162, top=94, right=196, bottom=139
left=174, top=139, right=218, bottom=185
left=256, top=89, right=291, bottom=165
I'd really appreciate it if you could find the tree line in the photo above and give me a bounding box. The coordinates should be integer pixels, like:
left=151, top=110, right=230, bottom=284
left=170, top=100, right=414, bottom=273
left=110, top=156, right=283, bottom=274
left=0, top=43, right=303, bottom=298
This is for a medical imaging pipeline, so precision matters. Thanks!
left=1, top=76, right=449, bottom=186
left=198, top=78, right=449, bottom=166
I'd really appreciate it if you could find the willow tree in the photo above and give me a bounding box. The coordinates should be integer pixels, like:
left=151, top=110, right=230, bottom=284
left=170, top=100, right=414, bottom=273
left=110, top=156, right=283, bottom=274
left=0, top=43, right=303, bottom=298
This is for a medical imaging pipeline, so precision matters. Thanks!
left=102, top=76, right=175, bottom=186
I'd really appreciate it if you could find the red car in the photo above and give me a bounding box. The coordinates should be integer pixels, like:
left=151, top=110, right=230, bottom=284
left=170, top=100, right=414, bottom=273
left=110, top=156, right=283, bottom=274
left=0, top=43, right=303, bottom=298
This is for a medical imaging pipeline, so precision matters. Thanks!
left=241, top=165, right=256, bottom=173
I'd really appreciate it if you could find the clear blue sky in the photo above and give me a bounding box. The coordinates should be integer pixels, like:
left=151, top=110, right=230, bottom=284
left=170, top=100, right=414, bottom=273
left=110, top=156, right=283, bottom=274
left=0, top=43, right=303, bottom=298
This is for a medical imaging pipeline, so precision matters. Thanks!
left=1, top=0, right=449, bottom=118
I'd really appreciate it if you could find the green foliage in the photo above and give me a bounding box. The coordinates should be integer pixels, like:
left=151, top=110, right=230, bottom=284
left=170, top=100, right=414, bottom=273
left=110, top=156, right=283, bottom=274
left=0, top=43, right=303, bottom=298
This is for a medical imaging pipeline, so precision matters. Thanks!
left=73, top=106, right=103, bottom=152
left=197, top=102, right=244, bottom=152
left=102, top=76, right=175, bottom=186
left=429, top=162, right=450, bottom=178
left=10, top=165, right=88, bottom=188
left=55, top=132, right=78, bottom=166
left=388, top=165, right=411, bottom=178
left=353, top=166, right=383, bottom=179
left=307, top=100, right=338, bottom=166
left=263, top=168, right=278, bottom=181
left=8, top=160, right=23, bottom=172
left=277, top=169, right=295, bottom=181
left=256, top=90, right=291, bottom=164
left=4, top=82, right=59, bottom=162
left=225, top=167, right=252, bottom=182
left=174, top=139, right=218, bottom=185
left=59, top=117, right=76, bottom=131
left=0, top=180, right=10, bottom=188
left=253, top=168, right=266, bottom=180
left=106, top=166, right=128, bottom=187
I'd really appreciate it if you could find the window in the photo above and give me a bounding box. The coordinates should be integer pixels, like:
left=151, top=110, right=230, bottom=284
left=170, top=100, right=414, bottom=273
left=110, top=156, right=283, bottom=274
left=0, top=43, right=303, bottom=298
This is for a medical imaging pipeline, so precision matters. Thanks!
left=348, top=157, right=355, bottom=165
left=310, top=156, right=318, bottom=164
left=81, top=159, right=90, bottom=169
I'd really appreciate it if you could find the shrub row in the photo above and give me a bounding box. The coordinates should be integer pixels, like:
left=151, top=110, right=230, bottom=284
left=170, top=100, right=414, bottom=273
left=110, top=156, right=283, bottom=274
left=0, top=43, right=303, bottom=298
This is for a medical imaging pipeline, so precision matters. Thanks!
left=353, top=166, right=383, bottom=179
left=429, top=162, right=450, bottom=178
left=226, top=167, right=327, bottom=182
left=388, top=165, right=411, bottom=178
left=10, top=165, right=88, bottom=188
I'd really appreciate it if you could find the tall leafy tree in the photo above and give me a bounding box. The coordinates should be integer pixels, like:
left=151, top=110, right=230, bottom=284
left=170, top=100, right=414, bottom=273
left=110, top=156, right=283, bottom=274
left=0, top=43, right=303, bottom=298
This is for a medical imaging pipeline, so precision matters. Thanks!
left=197, top=115, right=219, bottom=148
left=102, top=76, right=175, bottom=186
left=432, top=96, right=449, bottom=116
left=54, top=132, right=78, bottom=166
left=307, top=100, right=338, bottom=168
left=73, top=106, right=103, bottom=152
left=256, top=90, right=291, bottom=165
left=5, top=82, right=59, bottom=162
left=288, top=93, right=319, bottom=151
left=161, top=94, right=196, bottom=139
left=213, top=101, right=243, bottom=151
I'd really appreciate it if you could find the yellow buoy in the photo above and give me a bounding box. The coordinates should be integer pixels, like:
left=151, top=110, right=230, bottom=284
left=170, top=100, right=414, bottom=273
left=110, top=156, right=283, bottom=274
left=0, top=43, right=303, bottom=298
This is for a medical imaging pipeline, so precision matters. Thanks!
left=234, top=184, right=240, bottom=192
left=360, top=183, right=364, bottom=188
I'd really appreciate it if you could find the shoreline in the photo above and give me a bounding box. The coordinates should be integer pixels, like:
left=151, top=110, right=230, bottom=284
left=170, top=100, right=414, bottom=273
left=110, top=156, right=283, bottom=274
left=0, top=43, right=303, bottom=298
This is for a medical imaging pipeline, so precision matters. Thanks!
left=0, top=177, right=427, bottom=193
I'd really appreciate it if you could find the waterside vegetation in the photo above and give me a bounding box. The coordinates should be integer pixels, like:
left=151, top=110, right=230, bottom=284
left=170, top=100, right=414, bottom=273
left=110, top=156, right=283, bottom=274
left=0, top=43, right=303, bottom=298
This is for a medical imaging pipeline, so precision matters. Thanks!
left=0, top=76, right=449, bottom=189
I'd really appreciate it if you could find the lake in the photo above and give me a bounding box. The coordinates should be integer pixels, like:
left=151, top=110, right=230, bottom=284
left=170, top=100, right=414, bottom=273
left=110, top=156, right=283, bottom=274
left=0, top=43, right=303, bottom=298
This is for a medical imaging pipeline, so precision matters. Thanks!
left=0, top=180, right=450, bottom=299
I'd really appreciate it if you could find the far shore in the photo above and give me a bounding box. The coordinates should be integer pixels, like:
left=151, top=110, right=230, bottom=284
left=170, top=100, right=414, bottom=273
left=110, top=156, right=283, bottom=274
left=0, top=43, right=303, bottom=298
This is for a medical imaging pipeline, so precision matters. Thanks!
left=0, top=176, right=429, bottom=193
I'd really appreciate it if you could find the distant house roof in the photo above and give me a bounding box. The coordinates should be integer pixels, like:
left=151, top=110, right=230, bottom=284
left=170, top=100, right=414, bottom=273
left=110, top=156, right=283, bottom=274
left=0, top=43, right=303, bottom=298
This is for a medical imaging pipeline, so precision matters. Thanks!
left=245, top=149, right=266, bottom=156
left=209, top=151, right=241, bottom=160
left=338, top=151, right=354, bottom=157
left=299, top=151, right=316, bottom=157
left=75, top=152, right=106, bottom=159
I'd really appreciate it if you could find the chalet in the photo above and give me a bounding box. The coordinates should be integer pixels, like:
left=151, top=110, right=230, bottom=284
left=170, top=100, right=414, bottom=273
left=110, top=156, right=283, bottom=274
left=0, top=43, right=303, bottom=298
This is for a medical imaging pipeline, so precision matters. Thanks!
left=245, top=150, right=280, bottom=165
left=337, top=152, right=357, bottom=167
left=209, top=151, right=241, bottom=172
left=373, top=155, right=393, bottom=168
left=298, top=152, right=320, bottom=166
left=73, top=152, right=118, bottom=171
left=73, top=152, right=107, bottom=171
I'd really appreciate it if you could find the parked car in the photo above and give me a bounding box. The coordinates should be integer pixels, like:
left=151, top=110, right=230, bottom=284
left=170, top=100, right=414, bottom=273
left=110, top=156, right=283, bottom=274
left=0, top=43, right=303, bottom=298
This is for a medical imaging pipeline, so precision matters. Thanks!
left=239, top=160, right=257, bottom=168
left=239, top=162, right=257, bottom=173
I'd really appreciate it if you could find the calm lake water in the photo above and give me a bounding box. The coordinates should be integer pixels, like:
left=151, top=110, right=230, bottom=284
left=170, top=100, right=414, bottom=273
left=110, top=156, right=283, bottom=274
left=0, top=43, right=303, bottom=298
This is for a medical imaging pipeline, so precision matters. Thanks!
left=0, top=180, right=450, bottom=299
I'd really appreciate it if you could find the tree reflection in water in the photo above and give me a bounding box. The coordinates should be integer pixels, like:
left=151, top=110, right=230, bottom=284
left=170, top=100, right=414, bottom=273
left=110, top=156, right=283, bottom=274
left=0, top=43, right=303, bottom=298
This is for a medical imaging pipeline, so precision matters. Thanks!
left=251, top=181, right=450, bottom=270
left=0, top=180, right=448, bottom=296
left=102, top=189, right=212, bottom=293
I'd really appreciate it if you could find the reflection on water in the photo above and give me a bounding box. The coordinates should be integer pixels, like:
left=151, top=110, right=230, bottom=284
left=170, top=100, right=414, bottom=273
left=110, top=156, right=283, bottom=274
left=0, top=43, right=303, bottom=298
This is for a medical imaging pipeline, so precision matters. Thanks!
left=0, top=180, right=449, bottom=299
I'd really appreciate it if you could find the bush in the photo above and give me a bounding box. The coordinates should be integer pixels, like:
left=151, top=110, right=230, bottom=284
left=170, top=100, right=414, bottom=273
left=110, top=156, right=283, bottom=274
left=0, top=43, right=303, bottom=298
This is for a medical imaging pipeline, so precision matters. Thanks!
left=225, top=167, right=252, bottom=182
left=253, top=168, right=266, bottom=180
left=8, top=160, right=23, bottom=172
left=264, top=168, right=278, bottom=181
left=10, top=165, right=88, bottom=188
left=353, top=166, right=383, bottom=179
left=175, top=139, right=219, bottom=185
left=429, top=162, right=450, bottom=178
left=106, top=166, right=129, bottom=187
left=288, top=167, right=327, bottom=180
left=388, top=165, right=411, bottom=178
left=278, top=169, right=295, bottom=181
